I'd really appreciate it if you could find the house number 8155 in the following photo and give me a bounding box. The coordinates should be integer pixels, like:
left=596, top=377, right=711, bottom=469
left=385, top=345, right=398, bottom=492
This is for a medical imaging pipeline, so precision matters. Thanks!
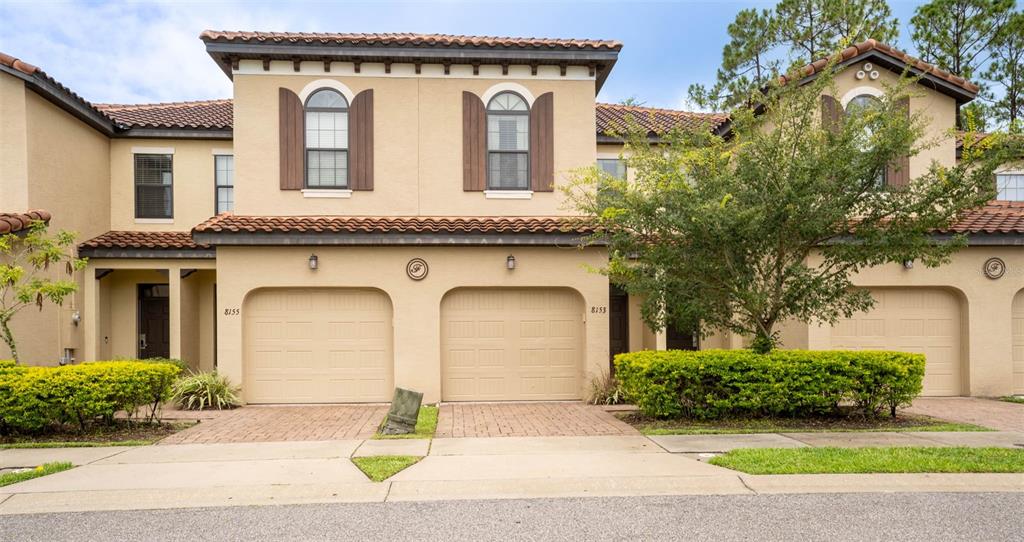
left=224, top=308, right=240, bottom=316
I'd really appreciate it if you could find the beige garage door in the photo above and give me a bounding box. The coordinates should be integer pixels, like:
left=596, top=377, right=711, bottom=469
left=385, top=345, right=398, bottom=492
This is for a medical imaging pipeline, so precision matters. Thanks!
left=829, top=288, right=963, bottom=396
left=244, top=288, right=393, bottom=403
left=1013, top=290, right=1024, bottom=395
left=441, top=288, right=584, bottom=401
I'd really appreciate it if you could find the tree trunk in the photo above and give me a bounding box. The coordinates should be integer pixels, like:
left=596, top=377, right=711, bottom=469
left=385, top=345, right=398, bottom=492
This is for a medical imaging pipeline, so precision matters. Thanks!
left=0, top=317, right=19, bottom=363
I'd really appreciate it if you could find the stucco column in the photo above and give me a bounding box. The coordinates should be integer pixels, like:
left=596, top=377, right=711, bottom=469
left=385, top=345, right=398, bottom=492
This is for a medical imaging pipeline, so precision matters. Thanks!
left=168, top=268, right=181, bottom=360
left=82, top=267, right=101, bottom=362
left=655, top=328, right=668, bottom=350
left=392, top=292, right=441, bottom=402
left=966, top=288, right=1014, bottom=396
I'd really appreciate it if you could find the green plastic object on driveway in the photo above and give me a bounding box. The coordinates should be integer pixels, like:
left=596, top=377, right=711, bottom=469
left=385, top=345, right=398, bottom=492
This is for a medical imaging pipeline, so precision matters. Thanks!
left=381, top=387, right=423, bottom=435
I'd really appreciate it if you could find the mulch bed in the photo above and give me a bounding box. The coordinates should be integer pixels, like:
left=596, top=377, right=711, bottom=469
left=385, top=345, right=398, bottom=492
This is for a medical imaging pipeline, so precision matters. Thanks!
left=618, top=409, right=983, bottom=434
left=0, top=420, right=196, bottom=445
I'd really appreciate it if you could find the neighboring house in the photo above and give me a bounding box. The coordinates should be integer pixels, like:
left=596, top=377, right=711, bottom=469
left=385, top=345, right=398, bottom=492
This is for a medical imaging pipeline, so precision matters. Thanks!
left=0, top=34, right=1021, bottom=402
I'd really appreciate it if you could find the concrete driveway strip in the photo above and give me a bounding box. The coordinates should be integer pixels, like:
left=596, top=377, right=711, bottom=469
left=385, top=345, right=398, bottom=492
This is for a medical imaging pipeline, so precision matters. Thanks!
left=92, top=440, right=360, bottom=464
left=0, top=446, right=134, bottom=468
left=907, top=431, right=1024, bottom=448
left=391, top=452, right=732, bottom=481
left=648, top=433, right=807, bottom=453
left=428, top=435, right=660, bottom=456
left=2, top=458, right=368, bottom=493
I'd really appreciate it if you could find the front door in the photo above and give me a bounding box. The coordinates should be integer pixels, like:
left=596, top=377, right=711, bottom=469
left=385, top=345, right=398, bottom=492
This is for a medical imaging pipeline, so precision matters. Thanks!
left=138, top=284, right=170, bottom=359
left=667, top=324, right=699, bottom=350
left=609, top=285, right=630, bottom=373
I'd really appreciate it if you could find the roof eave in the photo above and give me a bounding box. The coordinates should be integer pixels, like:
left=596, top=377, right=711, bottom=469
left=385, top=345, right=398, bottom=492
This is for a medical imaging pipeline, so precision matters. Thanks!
left=203, top=41, right=619, bottom=93
left=1, top=64, right=115, bottom=136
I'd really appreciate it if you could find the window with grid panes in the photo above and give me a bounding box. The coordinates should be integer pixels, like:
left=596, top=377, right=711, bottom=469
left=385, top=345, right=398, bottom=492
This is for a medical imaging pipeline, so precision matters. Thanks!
left=215, top=155, right=234, bottom=213
left=305, top=89, right=349, bottom=188
left=997, top=172, right=1024, bottom=201
left=487, top=92, right=530, bottom=190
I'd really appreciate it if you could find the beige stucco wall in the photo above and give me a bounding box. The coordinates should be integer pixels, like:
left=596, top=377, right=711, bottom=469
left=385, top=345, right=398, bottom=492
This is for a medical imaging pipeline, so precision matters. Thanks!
left=1, top=85, right=111, bottom=364
left=233, top=71, right=596, bottom=217
left=215, top=245, right=609, bottom=403
left=109, top=139, right=232, bottom=231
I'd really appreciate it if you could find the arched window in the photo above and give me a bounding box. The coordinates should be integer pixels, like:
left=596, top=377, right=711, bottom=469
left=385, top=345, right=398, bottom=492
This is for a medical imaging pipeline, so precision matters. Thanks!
left=487, top=92, right=530, bottom=190
left=845, top=94, right=886, bottom=187
left=305, top=89, right=349, bottom=188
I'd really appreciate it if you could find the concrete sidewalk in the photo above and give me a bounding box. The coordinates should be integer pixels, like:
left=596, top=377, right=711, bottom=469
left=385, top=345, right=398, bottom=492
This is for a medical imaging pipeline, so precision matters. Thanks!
left=649, top=431, right=1024, bottom=453
left=1, top=433, right=1021, bottom=515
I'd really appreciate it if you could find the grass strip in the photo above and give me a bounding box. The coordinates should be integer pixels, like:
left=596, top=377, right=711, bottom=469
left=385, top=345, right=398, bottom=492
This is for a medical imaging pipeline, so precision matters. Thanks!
left=375, top=405, right=438, bottom=440
left=999, top=396, right=1024, bottom=405
left=352, top=455, right=421, bottom=482
left=709, top=446, right=1024, bottom=474
left=0, top=462, right=74, bottom=487
left=1, top=440, right=154, bottom=449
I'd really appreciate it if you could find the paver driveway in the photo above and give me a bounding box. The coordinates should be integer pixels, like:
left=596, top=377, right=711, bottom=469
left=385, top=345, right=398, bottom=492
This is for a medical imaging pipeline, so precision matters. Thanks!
left=435, top=402, right=638, bottom=438
left=904, top=397, right=1024, bottom=432
left=159, top=405, right=388, bottom=444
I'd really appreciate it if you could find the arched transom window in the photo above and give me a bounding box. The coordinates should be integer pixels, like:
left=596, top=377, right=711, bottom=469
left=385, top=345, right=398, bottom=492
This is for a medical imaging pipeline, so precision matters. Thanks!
left=487, top=92, right=530, bottom=190
left=305, top=89, right=349, bottom=188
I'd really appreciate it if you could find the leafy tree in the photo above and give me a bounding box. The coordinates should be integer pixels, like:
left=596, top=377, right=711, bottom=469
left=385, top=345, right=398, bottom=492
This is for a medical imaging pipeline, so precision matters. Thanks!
left=689, top=0, right=898, bottom=110
left=983, top=12, right=1024, bottom=127
left=570, top=66, right=1007, bottom=353
left=0, top=220, right=86, bottom=362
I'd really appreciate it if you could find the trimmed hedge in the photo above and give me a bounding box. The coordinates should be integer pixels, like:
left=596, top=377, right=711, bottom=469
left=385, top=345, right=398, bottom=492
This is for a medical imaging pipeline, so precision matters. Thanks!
left=0, top=360, right=181, bottom=433
left=615, top=349, right=924, bottom=419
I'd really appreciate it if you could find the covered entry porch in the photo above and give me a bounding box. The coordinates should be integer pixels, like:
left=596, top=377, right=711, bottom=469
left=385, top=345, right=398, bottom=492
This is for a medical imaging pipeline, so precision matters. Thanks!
left=79, top=232, right=217, bottom=371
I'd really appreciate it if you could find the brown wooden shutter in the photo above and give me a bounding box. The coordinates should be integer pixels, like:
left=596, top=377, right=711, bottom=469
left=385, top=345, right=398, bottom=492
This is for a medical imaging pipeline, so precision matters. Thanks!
left=349, top=89, right=374, bottom=191
left=530, top=92, right=555, bottom=192
left=820, top=94, right=842, bottom=134
left=279, top=88, right=305, bottom=190
left=462, top=91, right=486, bottom=191
left=886, top=97, right=911, bottom=188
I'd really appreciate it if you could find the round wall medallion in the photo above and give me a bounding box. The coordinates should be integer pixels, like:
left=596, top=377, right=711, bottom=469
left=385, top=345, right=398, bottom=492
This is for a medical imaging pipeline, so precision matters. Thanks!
left=983, top=257, right=1006, bottom=279
left=406, top=258, right=429, bottom=281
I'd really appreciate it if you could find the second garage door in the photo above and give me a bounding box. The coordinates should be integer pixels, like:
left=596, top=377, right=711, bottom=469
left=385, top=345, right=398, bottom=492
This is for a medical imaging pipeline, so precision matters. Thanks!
left=828, top=288, right=963, bottom=396
left=441, top=288, right=584, bottom=401
left=244, top=288, right=393, bottom=403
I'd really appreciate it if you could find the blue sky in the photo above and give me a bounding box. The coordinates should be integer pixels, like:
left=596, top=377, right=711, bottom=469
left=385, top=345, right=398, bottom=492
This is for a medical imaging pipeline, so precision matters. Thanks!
left=0, top=0, right=928, bottom=109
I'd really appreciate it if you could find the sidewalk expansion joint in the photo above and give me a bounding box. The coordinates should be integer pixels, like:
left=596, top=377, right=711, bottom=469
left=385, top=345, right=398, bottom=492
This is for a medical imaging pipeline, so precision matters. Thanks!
left=0, top=493, right=11, bottom=506
left=737, top=475, right=758, bottom=495
left=383, top=481, right=394, bottom=502
left=643, top=435, right=673, bottom=453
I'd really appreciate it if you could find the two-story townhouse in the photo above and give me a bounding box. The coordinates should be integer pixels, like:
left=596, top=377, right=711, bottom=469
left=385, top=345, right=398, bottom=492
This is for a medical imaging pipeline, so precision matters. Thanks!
left=1, top=33, right=1022, bottom=403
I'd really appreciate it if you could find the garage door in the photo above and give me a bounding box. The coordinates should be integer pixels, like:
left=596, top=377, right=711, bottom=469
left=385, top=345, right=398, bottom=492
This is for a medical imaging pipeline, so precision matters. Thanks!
left=244, top=288, right=393, bottom=403
left=441, top=288, right=584, bottom=401
left=828, top=288, right=963, bottom=396
left=1013, top=290, right=1024, bottom=395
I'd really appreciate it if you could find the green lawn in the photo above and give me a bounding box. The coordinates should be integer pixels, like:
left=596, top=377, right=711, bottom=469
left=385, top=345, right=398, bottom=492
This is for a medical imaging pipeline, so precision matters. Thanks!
left=375, top=405, right=438, bottom=440
left=0, top=462, right=74, bottom=487
left=352, top=455, right=421, bottom=482
left=1000, top=396, right=1024, bottom=405
left=709, top=447, right=1024, bottom=474
left=0, top=440, right=153, bottom=449
left=623, top=413, right=989, bottom=436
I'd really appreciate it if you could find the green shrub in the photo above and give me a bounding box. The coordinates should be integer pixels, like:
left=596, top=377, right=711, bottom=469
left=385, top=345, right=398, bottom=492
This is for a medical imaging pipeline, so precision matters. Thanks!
left=615, top=349, right=924, bottom=419
left=172, top=372, right=241, bottom=411
left=0, top=360, right=181, bottom=434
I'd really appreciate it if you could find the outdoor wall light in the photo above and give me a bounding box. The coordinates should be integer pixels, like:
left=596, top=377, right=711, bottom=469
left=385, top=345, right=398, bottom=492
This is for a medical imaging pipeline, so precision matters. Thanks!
left=902, top=259, right=914, bottom=270
left=309, top=254, right=319, bottom=270
left=506, top=255, right=516, bottom=270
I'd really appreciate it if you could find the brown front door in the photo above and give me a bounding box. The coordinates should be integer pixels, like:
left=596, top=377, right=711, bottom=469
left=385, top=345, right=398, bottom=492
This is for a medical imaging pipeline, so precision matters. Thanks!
left=609, top=285, right=630, bottom=373
left=138, top=284, right=170, bottom=359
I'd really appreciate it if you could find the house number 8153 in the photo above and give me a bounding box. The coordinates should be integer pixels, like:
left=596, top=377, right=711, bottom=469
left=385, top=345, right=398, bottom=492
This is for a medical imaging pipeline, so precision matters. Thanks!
left=590, top=306, right=607, bottom=314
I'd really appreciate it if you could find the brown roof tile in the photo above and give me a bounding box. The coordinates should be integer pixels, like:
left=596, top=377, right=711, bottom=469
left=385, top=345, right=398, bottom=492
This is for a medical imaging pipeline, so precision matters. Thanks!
left=0, top=210, right=52, bottom=235
left=596, top=103, right=728, bottom=136
left=192, top=214, right=594, bottom=235
left=79, top=231, right=209, bottom=251
left=95, top=99, right=233, bottom=130
left=779, top=39, right=980, bottom=96
left=199, top=31, right=622, bottom=51
left=940, top=201, right=1024, bottom=234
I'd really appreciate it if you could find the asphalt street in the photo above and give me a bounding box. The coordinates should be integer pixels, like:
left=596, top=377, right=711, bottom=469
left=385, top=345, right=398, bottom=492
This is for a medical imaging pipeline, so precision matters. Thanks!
left=2, top=492, right=1021, bottom=541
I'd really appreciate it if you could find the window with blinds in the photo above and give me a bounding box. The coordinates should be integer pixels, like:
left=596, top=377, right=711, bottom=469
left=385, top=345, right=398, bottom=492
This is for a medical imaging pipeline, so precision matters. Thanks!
left=486, top=92, right=530, bottom=190
left=134, top=154, right=173, bottom=219
left=215, top=155, right=234, bottom=213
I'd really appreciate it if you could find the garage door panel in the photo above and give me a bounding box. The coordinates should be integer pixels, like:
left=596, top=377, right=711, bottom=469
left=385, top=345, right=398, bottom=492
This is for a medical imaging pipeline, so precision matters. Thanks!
left=442, top=288, right=583, bottom=401
left=244, top=288, right=393, bottom=404
left=827, top=288, right=962, bottom=396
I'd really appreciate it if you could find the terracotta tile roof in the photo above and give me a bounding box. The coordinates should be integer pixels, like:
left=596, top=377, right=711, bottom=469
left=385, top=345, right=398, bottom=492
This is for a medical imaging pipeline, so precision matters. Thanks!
left=79, top=231, right=210, bottom=251
left=596, top=103, right=728, bottom=136
left=0, top=210, right=51, bottom=235
left=0, top=51, right=111, bottom=125
left=193, top=214, right=594, bottom=235
left=199, top=31, right=621, bottom=51
left=940, top=201, right=1024, bottom=234
left=779, top=39, right=979, bottom=96
left=95, top=99, right=233, bottom=130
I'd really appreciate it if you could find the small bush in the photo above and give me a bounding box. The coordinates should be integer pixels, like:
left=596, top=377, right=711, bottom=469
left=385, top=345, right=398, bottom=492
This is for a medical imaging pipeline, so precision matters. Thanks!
left=588, top=372, right=629, bottom=405
left=138, top=357, right=190, bottom=374
left=172, top=372, right=241, bottom=410
left=0, top=360, right=181, bottom=434
left=615, top=349, right=924, bottom=420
